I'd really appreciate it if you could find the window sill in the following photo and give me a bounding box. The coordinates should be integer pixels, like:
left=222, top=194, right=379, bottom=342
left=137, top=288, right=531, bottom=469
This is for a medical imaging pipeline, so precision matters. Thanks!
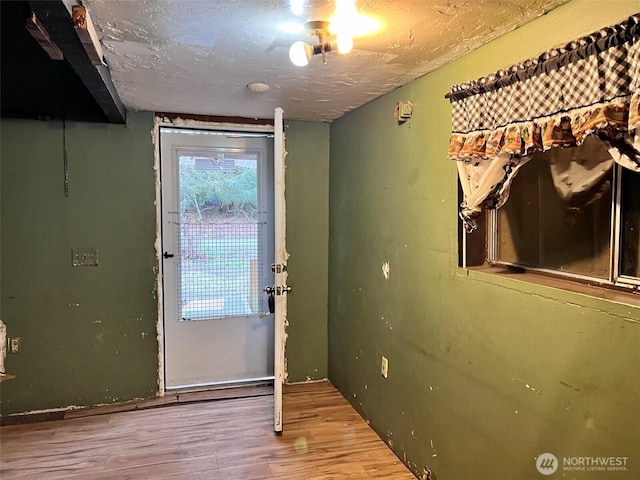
left=462, top=264, right=640, bottom=309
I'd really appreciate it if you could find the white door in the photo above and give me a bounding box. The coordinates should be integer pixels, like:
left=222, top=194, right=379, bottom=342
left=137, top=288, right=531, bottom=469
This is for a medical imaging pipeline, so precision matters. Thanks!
left=160, top=127, right=274, bottom=389
left=273, top=108, right=287, bottom=433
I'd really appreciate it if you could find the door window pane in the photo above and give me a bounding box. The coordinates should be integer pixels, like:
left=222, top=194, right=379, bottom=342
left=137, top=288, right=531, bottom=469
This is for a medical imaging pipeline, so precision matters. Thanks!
left=178, top=152, right=261, bottom=320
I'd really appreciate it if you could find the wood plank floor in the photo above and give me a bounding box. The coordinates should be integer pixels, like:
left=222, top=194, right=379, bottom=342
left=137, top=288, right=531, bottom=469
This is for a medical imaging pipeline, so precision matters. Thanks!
left=0, top=382, right=416, bottom=479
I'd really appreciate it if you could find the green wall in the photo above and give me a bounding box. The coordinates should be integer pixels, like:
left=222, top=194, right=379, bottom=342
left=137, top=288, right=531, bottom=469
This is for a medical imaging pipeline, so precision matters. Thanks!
left=328, top=2, right=640, bottom=479
left=1, top=112, right=159, bottom=415
left=0, top=114, right=329, bottom=414
left=284, top=120, right=329, bottom=382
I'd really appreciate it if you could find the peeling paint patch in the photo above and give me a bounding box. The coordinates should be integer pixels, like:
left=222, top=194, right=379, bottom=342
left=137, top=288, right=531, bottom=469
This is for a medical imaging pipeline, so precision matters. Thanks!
left=513, top=377, right=542, bottom=395
left=382, top=261, right=390, bottom=280
left=560, top=380, right=581, bottom=392
left=585, top=413, right=597, bottom=430
left=525, top=383, right=542, bottom=394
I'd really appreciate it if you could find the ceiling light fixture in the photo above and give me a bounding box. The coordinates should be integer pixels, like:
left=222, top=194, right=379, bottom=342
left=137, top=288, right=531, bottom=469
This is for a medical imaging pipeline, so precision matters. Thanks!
left=289, top=20, right=352, bottom=67
left=288, top=1, right=381, bottom=68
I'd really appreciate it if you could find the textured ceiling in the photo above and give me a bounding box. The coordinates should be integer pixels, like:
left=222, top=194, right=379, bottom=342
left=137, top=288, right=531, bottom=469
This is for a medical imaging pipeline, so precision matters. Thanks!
left=84, top=0, right=570, bottom=122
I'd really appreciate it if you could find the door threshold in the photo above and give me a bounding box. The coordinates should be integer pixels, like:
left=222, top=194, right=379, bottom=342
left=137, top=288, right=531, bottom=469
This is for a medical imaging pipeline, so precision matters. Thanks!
left=163, top=382, right=274, bottom=405
left=165, top=376, right=274, bottom=394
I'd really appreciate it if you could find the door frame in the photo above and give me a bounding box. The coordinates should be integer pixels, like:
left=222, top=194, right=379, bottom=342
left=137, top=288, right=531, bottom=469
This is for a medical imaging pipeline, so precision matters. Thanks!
left=153, top=117, right=276, bottom=394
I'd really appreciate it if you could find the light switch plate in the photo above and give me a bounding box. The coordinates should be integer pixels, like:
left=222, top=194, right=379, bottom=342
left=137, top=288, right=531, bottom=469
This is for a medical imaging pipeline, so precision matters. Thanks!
left=398, top=101, right=413, bottom=119
left=381, top=355, right=389, bottom=378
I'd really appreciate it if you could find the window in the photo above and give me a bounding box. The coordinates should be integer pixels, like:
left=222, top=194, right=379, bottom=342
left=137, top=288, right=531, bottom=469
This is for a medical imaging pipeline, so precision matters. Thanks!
left=620, top=165, right=640, bottom=279
left=462, top=136, right=640, bottom=289
left=446, top=14, right=640, bottom=293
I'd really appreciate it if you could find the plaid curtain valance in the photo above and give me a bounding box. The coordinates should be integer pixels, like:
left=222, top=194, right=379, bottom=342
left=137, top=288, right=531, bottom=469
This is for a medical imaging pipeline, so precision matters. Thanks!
left=447, top=13, right=640, bottom=232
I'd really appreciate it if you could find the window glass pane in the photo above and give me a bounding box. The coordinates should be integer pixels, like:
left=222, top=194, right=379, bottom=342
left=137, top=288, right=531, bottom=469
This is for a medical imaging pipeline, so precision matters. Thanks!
left=178, top=152, right=261, bottom=320
left=620, top=168, right=640, bottom=278
left=497, top=139, right=613, bottom=279
left=458, top=182, right=486, bottom=267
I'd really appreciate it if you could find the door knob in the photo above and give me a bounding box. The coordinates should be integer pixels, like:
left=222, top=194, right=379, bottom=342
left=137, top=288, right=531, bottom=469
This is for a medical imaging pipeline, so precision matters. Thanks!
left=268, top=291, right=275, bottom=314
left=264, top=286, right=275, bottom=314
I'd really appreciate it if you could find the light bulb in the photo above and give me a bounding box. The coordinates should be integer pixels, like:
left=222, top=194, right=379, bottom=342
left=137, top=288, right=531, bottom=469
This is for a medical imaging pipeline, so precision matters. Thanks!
left=289, top=41, right=312, bottom=67
left=337, top=35, right=353, bottom=54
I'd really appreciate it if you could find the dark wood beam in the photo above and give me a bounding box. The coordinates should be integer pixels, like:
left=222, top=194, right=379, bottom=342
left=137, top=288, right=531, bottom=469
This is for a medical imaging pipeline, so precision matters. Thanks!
left=25, top=12, right=64, bottom=60
left=28, top=1, right=125, bottom=123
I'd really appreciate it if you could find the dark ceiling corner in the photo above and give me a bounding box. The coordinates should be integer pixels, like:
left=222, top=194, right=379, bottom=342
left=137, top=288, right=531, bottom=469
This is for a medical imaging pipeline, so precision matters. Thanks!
left=1, top=1, right=125, bottom=124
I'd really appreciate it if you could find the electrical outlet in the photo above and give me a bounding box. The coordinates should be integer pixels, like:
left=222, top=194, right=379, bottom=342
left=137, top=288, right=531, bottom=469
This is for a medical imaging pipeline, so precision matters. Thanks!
left=381, top=355, right=389, bottom=378
left=9, top=337, right=21, bottom=354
